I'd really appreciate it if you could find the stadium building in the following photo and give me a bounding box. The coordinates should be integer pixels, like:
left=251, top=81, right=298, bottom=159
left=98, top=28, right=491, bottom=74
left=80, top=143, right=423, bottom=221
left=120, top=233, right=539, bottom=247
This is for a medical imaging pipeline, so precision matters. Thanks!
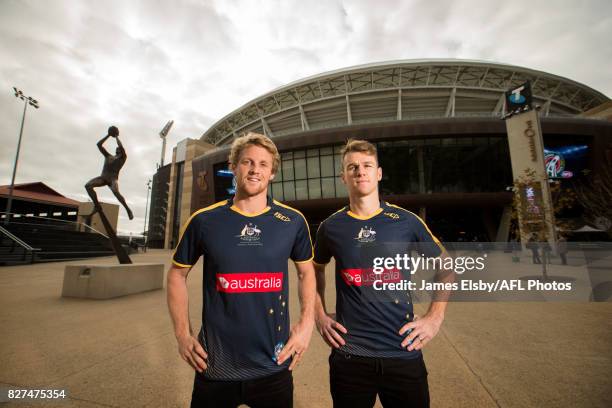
left=147, top=59, right=612, bottom=249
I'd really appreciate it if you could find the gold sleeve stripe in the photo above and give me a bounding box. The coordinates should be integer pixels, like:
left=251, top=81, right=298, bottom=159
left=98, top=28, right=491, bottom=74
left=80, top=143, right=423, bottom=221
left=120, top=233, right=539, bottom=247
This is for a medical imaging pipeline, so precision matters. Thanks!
left=324, top=206, right=347, bottom=223
left=273, top=200, right=314, bottom=260
left=386, top=202, right=446, bottom=253
left=294, top=255, right=314, bottom=264
left=172, top=199, right=229, bottom=259
left=172, top=260, right=192, bottom=268
left=312, top=206, right=346, bottom=266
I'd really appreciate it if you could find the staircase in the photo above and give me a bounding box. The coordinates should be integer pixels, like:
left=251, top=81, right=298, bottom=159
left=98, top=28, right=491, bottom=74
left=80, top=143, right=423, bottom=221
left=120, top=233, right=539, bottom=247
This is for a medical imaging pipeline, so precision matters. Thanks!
left=0, top=219, right=114, bottom=266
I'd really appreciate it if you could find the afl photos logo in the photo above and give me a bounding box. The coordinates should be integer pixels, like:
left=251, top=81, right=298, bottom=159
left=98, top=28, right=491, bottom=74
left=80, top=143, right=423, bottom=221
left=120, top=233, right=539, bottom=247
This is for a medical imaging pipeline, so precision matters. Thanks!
left=355, top=226, right=376, bottom=243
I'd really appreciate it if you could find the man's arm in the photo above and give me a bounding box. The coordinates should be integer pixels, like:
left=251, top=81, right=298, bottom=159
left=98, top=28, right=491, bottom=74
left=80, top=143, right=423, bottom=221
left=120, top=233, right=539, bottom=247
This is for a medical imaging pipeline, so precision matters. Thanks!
left=399, top=249, right=455, bottom=351
left=167, top=264, right=207, bottom=372
left=314, top=262, right=347, bottom=348
left=116, top=137, right=127, bottom=159
left=276, top=261, right=316, bottom=370
left=97, top=135, right=111, bottom=157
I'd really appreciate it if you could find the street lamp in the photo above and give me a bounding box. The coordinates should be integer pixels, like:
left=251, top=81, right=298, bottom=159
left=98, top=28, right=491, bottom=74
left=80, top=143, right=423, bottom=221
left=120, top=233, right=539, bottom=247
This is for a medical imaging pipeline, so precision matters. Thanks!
left=4, top=87, right=39, bottom=225
left=143, top=179, right=152, bottom=251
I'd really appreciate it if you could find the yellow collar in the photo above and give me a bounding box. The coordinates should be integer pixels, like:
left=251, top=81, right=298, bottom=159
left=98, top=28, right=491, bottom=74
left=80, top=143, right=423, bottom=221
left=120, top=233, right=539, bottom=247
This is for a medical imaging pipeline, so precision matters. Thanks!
left=346, top=207, right=383, bottom=220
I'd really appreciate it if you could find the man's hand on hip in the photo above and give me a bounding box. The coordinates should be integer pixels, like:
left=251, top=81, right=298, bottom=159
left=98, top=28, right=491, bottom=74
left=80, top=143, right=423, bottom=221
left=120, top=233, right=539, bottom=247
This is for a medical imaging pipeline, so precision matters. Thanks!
left=177, top=333, right=208, bottom=373
left=277, top=318, right=314, bottom=370
left=399, top=313, right=444, bottom=351
left=316, top=312, right=348, bottom=349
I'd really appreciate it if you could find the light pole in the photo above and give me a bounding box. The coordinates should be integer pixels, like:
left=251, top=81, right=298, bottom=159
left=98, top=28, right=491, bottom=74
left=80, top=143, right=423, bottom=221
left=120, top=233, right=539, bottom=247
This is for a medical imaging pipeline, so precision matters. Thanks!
left=4, top=87, right=39, bottom=225
left=159, top=120, right=173, bottom=168
left=143, top=179, right=152, bottom=251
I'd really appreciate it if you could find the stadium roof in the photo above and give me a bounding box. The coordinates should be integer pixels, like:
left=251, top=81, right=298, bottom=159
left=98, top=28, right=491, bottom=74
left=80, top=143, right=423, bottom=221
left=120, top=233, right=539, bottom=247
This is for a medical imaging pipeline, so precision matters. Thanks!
left=201, top=59, right=610, bottom=146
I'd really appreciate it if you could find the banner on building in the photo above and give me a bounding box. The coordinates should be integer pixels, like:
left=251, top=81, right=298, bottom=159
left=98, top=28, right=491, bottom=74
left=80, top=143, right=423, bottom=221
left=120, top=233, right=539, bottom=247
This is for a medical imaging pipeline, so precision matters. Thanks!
left=505, top=108, right=557, bottom=246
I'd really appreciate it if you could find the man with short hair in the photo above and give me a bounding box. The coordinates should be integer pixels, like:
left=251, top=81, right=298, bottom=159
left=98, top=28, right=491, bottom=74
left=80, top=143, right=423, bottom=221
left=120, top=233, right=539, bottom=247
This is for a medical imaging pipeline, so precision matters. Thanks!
left=314, top=139, right=453, bottom=408
left=167, top=132, right=316, bottom=408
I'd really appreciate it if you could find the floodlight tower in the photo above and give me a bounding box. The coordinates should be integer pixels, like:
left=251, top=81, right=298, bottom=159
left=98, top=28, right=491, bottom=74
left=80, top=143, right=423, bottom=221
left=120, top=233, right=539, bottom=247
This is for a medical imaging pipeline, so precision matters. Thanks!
left=159, top=120, right=174, bottom=167
left=5, top=87, right=39, bottom=225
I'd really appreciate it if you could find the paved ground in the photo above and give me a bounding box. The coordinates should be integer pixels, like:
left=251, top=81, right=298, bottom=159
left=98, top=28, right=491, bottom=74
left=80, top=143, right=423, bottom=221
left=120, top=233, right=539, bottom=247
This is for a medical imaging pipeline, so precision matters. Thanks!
left=0, top=249, right=610, bottom=407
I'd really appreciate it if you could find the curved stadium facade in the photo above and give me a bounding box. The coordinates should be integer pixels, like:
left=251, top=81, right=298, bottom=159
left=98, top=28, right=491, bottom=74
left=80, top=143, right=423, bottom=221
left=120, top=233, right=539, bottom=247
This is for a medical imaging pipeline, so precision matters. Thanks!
left=147, top=59, right=612, bottom=249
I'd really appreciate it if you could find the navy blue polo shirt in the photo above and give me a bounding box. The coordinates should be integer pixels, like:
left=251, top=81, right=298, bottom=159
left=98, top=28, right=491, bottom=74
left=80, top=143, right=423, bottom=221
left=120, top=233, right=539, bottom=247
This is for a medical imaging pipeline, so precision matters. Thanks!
left=314, top=202, right=444, bottom=359
left=173, top=197, right=313, bottom=380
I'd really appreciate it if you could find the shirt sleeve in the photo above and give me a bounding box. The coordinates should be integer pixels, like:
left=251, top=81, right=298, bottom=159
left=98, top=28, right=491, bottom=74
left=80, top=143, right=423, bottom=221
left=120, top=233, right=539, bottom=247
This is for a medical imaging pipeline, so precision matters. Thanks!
left=172, top=215, right=204, bottom=267
left=313, top=222, right=332, bottom=265
left=412, top=216, right=445, bottom=258
left=291, top=214, right=314, bottom=263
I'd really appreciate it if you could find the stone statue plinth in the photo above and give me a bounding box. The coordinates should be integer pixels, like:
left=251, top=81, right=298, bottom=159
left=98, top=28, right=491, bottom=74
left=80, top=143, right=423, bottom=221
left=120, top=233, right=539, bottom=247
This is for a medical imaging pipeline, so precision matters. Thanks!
left=62, top=263, right=164, bottom=299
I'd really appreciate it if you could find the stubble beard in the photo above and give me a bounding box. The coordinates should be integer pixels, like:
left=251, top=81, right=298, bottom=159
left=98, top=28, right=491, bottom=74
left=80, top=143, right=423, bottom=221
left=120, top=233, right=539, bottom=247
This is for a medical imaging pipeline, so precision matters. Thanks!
left=237, top=178, right=269, bottom=199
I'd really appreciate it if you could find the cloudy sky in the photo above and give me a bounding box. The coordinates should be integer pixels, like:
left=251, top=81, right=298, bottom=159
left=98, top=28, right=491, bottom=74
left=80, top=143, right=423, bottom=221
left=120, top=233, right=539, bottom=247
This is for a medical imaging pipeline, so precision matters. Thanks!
left=1, top=0, right=611, bottom=234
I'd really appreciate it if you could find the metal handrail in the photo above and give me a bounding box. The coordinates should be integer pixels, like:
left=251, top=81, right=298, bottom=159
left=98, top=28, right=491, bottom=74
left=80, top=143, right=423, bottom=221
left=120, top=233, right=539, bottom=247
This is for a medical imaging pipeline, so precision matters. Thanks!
left=0, top=212, right=108, bottom=238
left=0, top=224, right=41, bottom=252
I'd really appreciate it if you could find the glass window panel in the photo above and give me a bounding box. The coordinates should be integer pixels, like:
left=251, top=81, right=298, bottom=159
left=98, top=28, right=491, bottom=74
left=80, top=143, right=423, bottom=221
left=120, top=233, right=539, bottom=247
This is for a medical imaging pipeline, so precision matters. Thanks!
left=441, top=138, right=455, bottom=146
left=272, top=182, right=283, bottom=200
left=307, top=156, right=320, bottom=178
left=275, top=161, right=283, bottom=181
left=320, top=155, right=334, bottom=178
left=335, top=177, right=348, bottom=197
left=213, top=163, right=234, bottom=201
left=424, top=138, right=440, bottom=146
left=308, top=179, right=321, bottom=199
left=283, top=181, right=295, bottom=201
left=473, top=137, right=488, bottom=145
left=295, top=158, right=307, bottom=179
left=322, top=178, right=335, bottom=198
left=429, top=144, right=457, bottom=193
left=334, top=154, right=343, bottom=176
left=282, top=160, right=294, bottom=180
left=456, top=137, right=472, bottom=145
left=393, top=140, right=413, bottom=147
left=307, top=148, right=319, bottom=157
left=296, top=180, right=308, bottom=200
left=320, top=146, right=333, bottom=155
left=334, top=145, right=343, bottom=153
left=378, top=142, right=420, bottom=195
left=281, top=152, right=293, bottom=160
left=294, top=150, right=305, bottom=158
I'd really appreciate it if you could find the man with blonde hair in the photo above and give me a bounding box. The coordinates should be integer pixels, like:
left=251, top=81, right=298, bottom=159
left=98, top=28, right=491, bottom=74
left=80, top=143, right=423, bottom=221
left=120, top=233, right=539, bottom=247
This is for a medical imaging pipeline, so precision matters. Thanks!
left=167, top=132, right=316, bottom=407
left=314, top=139, right=453, bottom=408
